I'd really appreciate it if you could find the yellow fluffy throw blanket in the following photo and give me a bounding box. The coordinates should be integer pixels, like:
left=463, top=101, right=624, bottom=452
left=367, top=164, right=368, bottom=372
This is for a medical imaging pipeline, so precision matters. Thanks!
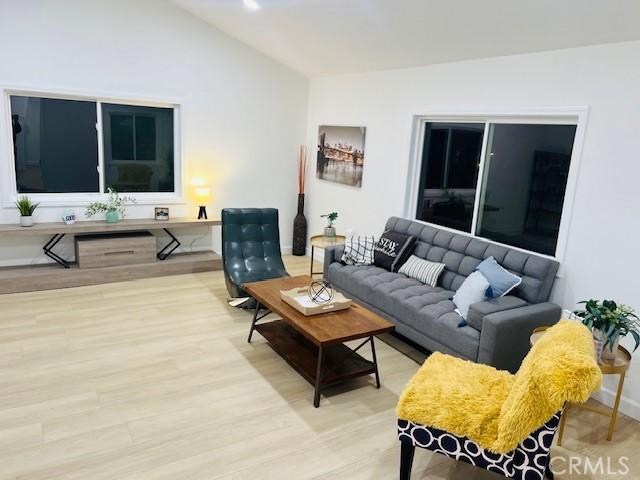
left=396, top=319, right=602, bottom=453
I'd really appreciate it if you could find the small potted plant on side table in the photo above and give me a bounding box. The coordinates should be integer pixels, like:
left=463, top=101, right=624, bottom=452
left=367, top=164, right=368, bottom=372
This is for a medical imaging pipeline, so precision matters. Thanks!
left=15, top=195, right=39, bottom=227
left=573, top=299, right=640, bottom=360
left=86, top=187, right=136, bottom=224
left=321, top=212, right=338, bottom=238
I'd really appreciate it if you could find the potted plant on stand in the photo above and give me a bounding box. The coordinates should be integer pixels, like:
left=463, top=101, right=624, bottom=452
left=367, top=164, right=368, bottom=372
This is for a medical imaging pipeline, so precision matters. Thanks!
left=86, top=187, right=136, bottom=224
left=15, top=195, right=39, bottom=227
left=573, top=299, right=640, bottom=360
left=321, top=212, right=338, bottom=238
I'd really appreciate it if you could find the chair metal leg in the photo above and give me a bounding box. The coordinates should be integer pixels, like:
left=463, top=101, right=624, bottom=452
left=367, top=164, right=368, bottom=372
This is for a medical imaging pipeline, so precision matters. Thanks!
left=400, top=438, right=415, bottom=480
left=545, top=455, right=554, bottom=480
left=556, top=406, right=568, bottom=446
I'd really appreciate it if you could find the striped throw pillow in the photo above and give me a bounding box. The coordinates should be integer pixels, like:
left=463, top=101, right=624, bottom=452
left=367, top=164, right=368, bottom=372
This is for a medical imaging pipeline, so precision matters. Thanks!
left=398, top=255, right=446, bottom=287
left=341, top=235, right=376, bottom=266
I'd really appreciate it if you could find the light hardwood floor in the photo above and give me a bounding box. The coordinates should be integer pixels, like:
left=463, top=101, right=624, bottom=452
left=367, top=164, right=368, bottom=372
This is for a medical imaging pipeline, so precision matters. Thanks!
left=0, top=255, right=637, bottom=479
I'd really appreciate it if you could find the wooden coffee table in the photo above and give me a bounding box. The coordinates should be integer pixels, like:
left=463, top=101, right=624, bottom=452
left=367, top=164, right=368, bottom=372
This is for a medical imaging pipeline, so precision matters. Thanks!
left=245, top=275, right=395, bottom=407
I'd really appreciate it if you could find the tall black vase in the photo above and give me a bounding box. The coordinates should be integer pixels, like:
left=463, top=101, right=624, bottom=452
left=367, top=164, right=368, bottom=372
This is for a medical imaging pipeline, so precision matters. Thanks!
left=292, top=194, right=307, bottom=256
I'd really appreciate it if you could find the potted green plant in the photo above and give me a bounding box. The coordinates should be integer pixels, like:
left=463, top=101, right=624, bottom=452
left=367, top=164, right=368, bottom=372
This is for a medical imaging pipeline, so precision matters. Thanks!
left=15, top=195, right=39, bottom=227
left=573, top=299, right=640, bottom=360
left=321, top=212, right=338, bottom=238
left=86, top=187, right=136, bottom=224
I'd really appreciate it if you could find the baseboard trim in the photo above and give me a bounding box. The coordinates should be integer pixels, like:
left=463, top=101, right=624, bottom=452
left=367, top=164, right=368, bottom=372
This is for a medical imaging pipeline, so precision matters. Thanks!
left=592, top=384, right=640, bottom=421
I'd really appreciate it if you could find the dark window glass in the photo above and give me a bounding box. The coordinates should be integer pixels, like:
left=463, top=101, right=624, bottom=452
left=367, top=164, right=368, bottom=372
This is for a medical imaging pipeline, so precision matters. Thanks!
left=476, top=124, right=576, bottom=255
left=102, top=104, right=174, bottom=192
left=110, top=114, right=134, bottom=160
left=10, top=96, right=99, bottom=193
left=416, top=123, right=484, bottom=232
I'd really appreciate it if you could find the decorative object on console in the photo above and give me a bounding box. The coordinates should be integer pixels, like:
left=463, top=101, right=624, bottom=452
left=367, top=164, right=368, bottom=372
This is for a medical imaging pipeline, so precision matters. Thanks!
left=321, top=211, right=338, bottom=238
left=453, top=271, right=490, bottom=324
left=86, top=187, right=136, bottom=224
left=397, top=320, right=601, bottom=480
left=292, top=145, right=308, bottom=256
left=398, top=255, right=445, bottom=288
left=476, top=256, right=522, bottom=298
left=373, top=231, right=416, bottom=272
left=341, top=235, right=375, bottom=266
left=317, top=125, right=366, bottom=188
left=155, top=207, right=169, bottom=221
left=61, top=209, right=76, bottom=225
left=15, top=195, right=39, bottom=227
left=573, top=299, right=639, bottom=361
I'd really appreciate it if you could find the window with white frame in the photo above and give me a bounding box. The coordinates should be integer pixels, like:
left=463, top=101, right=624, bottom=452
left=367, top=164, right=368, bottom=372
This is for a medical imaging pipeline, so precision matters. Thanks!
left=9, top=94, right=176, bottom=196
left=415, top=119, right=578, bottom=256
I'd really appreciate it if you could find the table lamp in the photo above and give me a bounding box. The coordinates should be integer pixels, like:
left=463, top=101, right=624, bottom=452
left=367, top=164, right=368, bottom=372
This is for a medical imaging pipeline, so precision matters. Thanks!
left=195, top=186, right=210, bottom=220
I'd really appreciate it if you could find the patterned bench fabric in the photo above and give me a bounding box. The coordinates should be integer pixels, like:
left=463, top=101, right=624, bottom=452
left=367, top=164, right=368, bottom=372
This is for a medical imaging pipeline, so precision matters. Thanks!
left=397, top=412, right=561, bottom=480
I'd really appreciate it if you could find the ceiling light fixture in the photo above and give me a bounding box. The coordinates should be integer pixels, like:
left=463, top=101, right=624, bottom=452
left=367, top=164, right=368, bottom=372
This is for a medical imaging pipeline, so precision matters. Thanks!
left=243, top=0, right=261, bottom=11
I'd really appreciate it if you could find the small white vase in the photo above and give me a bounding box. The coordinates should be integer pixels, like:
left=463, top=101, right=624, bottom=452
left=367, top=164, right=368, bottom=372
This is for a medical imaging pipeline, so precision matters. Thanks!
left=20, top=215, right=33, bottom=227
left=324, top=226, right=336, bottom=238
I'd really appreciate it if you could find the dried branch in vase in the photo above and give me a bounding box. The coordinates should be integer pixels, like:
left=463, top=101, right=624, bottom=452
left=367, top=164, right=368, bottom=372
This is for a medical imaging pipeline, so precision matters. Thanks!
left=297, top=145, right=307, bottom=194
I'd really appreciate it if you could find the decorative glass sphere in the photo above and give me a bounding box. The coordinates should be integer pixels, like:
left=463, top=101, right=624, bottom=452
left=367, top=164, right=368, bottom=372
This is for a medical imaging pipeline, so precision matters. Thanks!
left=308, top=280, right=334, bottom=305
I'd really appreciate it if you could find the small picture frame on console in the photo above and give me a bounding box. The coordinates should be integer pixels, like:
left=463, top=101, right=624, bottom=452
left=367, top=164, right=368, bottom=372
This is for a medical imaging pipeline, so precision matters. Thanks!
left=155, top=207, right=169, bottom=221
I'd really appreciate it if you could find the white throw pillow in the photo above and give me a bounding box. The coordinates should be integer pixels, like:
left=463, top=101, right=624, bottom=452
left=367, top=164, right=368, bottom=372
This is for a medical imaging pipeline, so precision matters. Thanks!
left=341, top=235, right=375, bottom=266
left=453, top=271, right=490, bottom=321
left=398, top=255, right=445, bottom=287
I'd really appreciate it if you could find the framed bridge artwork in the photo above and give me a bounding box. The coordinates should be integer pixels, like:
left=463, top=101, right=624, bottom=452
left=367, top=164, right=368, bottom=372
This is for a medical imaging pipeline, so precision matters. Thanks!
left=316, top=125, right=366, bottom=188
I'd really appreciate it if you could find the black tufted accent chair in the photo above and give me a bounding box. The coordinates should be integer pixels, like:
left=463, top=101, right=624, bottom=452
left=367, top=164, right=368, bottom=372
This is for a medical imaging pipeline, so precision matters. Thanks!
left=222, top=208, right=289, bottom=300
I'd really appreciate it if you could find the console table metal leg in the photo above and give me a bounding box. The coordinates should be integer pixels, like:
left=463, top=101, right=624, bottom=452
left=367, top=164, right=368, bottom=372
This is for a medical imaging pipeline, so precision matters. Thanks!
left=157, top=228, right=181, bottom=260
left=43, top=234, right=70, bottom=268
left=314, top=346, right=324, bottom=408
left=370, top=336, right=380, bottom=388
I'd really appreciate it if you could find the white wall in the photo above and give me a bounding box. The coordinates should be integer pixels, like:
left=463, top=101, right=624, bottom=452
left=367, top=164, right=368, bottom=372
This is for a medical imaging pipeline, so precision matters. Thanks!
left=0, top=0, right=308, bottom=264
left=306, top=41, right=640, bottom=419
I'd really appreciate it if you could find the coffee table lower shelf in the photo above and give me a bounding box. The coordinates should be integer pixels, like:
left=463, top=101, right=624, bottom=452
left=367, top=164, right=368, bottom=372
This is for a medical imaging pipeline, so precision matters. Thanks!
left=254, top=320, right=378, bottom=407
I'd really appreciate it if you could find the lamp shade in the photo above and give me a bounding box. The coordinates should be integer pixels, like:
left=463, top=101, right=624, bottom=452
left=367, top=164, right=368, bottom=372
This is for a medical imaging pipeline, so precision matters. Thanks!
left=195, top=187, right=211, bottom=201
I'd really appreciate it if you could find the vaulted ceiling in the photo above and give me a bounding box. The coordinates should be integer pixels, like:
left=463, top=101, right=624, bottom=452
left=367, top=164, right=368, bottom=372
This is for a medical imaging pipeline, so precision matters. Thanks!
left=174, top=0, right=640, bottom=77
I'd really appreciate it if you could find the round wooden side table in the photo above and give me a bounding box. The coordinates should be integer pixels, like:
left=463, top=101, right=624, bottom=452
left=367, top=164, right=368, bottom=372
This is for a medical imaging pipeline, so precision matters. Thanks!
left=309, top=234, right=346, bottom=277
left=530, top=325, right=631, bottom=444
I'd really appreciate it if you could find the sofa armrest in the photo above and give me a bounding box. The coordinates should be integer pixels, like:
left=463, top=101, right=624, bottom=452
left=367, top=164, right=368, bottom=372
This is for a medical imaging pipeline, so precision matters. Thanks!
left=466, top=296, right=529, bottom=331
left=323, top=245, right=344, bottom=279
left=477, top=302, right=562, bottom=373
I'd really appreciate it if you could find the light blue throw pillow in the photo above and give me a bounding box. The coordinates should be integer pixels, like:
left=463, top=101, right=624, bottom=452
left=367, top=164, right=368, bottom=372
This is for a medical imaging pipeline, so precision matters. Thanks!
left=453, top=271, right=490, bottom=325
left=476, top=256, right=522, bottom=298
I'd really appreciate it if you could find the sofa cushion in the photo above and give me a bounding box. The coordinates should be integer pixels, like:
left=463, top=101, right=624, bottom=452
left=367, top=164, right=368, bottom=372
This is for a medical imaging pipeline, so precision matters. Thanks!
left=341, top=235, right=375, bottom=265
left=398, top=255, right=445, bottom=287
left=476, top=256, right=522, bottom=298
left=465, top=296, right=529, bottom=331
left=373, top=231, right=416, bottom=272
left=453, top=271, right=490, bottom=321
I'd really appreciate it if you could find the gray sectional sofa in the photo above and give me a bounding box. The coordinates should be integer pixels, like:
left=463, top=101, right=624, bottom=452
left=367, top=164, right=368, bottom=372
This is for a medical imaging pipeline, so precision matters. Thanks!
left=323, top=217, right=562, bottom=373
